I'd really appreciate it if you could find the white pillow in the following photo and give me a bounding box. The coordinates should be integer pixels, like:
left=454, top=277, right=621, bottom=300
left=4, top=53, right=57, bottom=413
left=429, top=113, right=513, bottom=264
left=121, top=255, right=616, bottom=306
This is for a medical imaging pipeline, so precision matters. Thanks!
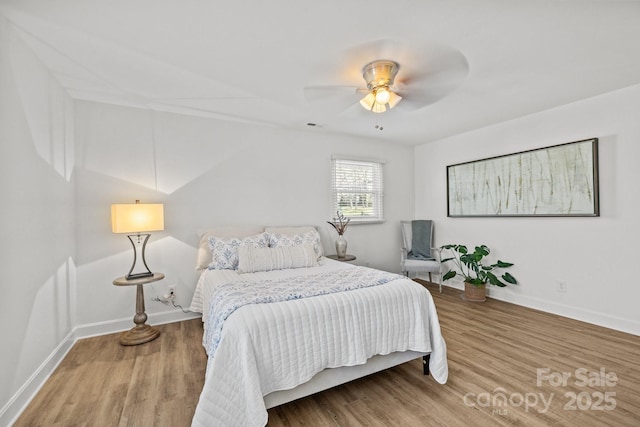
left=267, top=228, right=324, bottom=259
left=195, top=226, right=264, bottom=270
left=208, top=232, right=269, bottom=270
left=237, top=243, right=319, bottom=274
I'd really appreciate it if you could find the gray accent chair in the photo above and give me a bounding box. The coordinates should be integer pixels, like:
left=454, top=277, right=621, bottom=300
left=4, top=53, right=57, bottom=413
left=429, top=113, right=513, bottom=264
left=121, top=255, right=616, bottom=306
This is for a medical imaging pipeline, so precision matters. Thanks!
left=400, top=220, right=442, bottom=292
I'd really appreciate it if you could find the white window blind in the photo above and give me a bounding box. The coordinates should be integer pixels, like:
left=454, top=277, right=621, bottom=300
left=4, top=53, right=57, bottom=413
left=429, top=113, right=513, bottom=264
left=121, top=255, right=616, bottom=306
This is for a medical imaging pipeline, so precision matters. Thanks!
left=331, top=158, right=384, bottom=222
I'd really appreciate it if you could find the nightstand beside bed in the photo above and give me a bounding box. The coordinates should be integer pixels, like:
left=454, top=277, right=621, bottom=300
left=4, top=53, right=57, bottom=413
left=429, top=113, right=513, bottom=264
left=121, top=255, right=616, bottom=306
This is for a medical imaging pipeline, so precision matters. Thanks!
left=113, top=273, right=164, bottom=345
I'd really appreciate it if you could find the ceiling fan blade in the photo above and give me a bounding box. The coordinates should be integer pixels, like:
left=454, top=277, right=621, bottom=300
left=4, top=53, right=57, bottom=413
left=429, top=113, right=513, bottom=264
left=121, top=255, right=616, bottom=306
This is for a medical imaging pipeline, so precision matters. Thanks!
left=303, top=85, right=363, bottom=112
left=399, top=53, right=468, bottom=87
left=394, top=44, right=469, bottom=110
left=393, top=90, right=445, bottom=111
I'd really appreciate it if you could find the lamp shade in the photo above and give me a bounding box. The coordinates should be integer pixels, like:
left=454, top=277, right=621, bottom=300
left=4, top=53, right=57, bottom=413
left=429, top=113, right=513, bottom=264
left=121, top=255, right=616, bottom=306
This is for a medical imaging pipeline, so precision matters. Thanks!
left=111, top=201, right=164, bottom=234
left=387, top=91, right=402, bottom=109
left=359, top=93, right=376, bottom=110
left=371, top=102, right=386, bottom=113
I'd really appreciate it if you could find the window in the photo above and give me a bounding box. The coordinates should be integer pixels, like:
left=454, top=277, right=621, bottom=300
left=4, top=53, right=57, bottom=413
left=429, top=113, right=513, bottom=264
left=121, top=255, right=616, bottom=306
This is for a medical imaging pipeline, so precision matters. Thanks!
left=331, top=157, right=384, bottom=222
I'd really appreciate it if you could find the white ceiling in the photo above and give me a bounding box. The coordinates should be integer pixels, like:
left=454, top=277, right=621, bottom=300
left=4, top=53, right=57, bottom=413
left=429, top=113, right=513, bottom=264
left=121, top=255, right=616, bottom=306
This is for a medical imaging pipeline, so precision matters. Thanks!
left=2, top=0, right=640, bottom=145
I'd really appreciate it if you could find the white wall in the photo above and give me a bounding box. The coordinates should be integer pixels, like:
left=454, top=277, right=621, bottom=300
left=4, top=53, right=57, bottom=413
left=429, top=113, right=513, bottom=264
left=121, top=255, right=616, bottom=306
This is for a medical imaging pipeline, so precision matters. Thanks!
left=0, top=16, right=76, bottom=424
left=72, top=100, right=416, bottom=329
left=415, top=84, right=640, bottom=335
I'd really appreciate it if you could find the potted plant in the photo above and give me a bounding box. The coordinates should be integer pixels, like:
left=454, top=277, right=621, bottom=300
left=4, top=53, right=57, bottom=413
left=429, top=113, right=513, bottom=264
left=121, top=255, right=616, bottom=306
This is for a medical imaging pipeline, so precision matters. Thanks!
left=440, top=244, right=517, bottom=302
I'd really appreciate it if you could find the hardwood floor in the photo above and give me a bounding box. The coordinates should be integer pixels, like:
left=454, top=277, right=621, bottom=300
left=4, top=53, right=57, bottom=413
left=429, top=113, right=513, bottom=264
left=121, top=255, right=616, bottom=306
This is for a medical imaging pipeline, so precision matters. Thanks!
left=15, top=282, right=640, bottom=426
left=14, top=319, right=207, bottom=427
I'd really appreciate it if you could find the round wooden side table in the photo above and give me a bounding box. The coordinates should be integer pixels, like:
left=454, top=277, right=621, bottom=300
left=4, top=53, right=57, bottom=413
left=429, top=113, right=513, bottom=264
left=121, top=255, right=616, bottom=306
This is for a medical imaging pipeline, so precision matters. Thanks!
left=113, top=273, right=164, bottom=345
left=326, top=254, right=357, bottom=262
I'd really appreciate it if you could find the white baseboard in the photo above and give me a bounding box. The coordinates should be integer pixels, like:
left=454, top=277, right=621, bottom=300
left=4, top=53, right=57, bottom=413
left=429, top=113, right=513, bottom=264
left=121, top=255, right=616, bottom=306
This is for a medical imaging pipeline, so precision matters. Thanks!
left=0, top=310, right=201, bottom=427
left=486, top=287, right=640, bottom=336
left=426, top=277, right=640, bottom=336
left=0, top=330, right=76, bottom=427
left=74, top=309, right=201, bottom=340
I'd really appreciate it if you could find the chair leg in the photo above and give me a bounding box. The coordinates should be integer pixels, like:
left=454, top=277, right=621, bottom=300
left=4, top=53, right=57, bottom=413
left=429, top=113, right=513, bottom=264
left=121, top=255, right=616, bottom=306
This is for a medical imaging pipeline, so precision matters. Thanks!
left=428, top=272, right=443, bottom=293
left=427, top=272, right=442, bottom=293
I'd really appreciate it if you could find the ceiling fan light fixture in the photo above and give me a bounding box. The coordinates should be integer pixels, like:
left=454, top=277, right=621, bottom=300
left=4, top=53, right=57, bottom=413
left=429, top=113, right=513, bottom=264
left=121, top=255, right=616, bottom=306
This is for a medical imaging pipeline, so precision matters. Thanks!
left=374, top=87, right=390, bottom=104
left=359, top=92, right=387, bottom=113
left=362, top=60, right=399, bottom=89
left=371, top=102, right=386, bottom=113
left=359, top=60, right=402, bottom=113
left=387, top=91, right=402, bottom=109
left=360, top=87, right=400, bottom=113
left=359, top=92, right=376, bottom=110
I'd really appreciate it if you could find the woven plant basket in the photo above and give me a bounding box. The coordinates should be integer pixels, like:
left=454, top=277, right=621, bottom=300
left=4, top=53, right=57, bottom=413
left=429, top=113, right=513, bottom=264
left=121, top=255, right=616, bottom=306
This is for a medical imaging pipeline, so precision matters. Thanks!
left=464, top=282, right=486, bottom=302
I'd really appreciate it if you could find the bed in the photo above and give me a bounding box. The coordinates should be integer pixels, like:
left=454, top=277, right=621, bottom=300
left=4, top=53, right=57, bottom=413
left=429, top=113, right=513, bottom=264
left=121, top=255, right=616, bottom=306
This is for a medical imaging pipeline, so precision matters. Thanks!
left=189, top=226, right=448, bottom=427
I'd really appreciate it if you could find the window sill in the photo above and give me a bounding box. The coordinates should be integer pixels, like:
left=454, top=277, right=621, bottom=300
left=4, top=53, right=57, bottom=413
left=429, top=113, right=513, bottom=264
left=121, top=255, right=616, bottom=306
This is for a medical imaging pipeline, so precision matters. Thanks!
left=347, top=219, right=385, bottom=225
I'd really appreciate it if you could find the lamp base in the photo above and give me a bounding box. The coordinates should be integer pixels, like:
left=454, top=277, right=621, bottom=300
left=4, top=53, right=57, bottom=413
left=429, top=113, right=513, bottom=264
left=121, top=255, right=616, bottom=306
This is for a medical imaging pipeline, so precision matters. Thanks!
left=117, top=281, right=161, bottom=346
left=125, top=233, right=154, bottom=279
left=120, top=324, right=160, bottom=346
left=125, top=271, right=154, bottom=280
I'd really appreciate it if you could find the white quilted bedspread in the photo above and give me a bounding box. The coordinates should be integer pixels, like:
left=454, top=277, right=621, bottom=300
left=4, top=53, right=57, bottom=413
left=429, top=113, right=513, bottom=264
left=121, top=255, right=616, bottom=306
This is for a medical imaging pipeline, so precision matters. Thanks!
left=190, top=260, right=448, bottom=427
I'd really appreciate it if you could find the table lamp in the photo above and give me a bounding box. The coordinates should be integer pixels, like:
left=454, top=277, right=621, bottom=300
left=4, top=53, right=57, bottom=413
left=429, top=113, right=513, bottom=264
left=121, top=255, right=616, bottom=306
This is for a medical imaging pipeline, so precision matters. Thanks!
left=111, top=200, right=164, bottom=279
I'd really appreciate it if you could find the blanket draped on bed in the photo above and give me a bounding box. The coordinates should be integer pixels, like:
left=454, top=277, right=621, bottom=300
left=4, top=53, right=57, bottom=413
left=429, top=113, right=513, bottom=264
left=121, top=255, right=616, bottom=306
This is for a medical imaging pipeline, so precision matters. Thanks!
left=204, top=266, right=404, bottom=357
left=192, top=266, right=448, bottom=427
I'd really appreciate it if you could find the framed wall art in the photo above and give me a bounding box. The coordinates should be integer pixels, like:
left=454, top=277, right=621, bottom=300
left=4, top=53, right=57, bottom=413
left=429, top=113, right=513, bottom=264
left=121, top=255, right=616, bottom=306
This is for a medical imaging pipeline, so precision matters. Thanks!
left=447, top=138, right=599, bottom=217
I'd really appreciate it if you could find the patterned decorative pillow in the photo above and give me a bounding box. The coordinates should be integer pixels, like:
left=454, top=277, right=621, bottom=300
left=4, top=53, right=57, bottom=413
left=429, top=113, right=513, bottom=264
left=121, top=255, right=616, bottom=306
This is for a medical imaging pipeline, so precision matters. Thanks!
left=207, top=233, right=269, bottom=270
left=237, top=243, right=319, bottom=273
left=195, top=226, right=264, bottom=270
left=267, top=229, right=324, bottom=259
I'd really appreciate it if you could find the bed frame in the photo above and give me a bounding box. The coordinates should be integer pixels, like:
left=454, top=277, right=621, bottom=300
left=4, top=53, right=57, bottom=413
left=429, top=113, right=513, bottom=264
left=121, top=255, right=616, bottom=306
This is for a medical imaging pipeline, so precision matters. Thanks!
left=264, top=351, right=430, bottom=408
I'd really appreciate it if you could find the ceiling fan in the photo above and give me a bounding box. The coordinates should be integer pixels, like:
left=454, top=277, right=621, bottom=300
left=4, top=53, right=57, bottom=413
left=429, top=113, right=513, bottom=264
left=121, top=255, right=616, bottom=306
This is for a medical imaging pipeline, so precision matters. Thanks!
left=358, top=60, right=402, bottom=113
left=303, top=40, right=469, bottom=114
